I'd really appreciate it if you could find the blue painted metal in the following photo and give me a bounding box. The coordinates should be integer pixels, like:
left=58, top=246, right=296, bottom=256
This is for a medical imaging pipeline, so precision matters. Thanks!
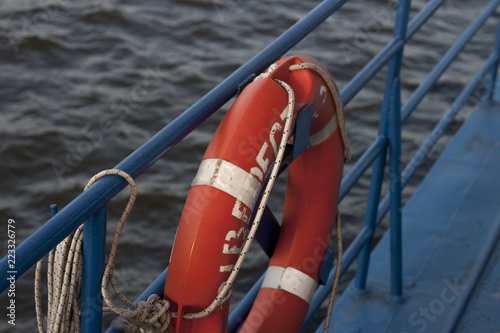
left=350, top=146, right=386, bottom=294
left=291, top=103, right=313, bottom=162
left=0, top=0, right=499, bottom=331
left=301, top=226, right=374, bottom=330
left=227, top=274, right=265, bottom=333
left=254, top=206, right=281, bottom=257
left=486, top=18, right=500, bottom=100
left=318, top=245, right=336, bottom=286
left=388, top=77, right=404, bottom=301
left=0, top=0, right=454, bottom=292
left=0, top=0, right=355, bottom=291
left=401, top=0, right=500, bottom=124
left=104, top=266, right=169, bottom=333
left=385, top=0, right=410, bottom=299
left=338, top=136, right=387, bottom=202
left=354, top=0, right=410, bottom=296
left=443, top=212, right=500, bottom=333
left=50, top=204, right=58, bottom=216
left=376, top=50, right=500, bottom=227
left=316, top=88, right=500, bottom=332
left=237, top=74, right=256, bottom=96
left=341, top=0, right=446, bottom=106
left=81, top=206, right=107, bottom=332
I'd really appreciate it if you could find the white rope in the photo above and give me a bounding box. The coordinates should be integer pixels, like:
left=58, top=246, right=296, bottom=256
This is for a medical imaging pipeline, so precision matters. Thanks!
left=323, top=212, right=343, bottom=333
left=288, top=62, right=347, bottom=331
left=181, top=79, right=296, bottom=319
left=177, top=63, right=348, bottom=320
left=35, top=169, right=171, bottom=333
left=289, top=62, right=351, bottom=162
left=34, top=62, right=348, bottom=332
left=88, top=170, right=172, bottom=333
left=35, top=221, right=84, bottom=333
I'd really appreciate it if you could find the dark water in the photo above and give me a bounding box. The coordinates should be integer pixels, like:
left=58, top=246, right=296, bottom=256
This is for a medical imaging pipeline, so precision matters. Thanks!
left=0, top=0, right=498, bottom=331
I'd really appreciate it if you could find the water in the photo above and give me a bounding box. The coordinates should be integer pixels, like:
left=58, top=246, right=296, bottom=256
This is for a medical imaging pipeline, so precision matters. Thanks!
left=0, top=0, right=498, bottom=331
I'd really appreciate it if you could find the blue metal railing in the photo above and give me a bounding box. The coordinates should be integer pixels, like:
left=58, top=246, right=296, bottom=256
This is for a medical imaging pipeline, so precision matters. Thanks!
left=1, top=0, right=500, bottom=331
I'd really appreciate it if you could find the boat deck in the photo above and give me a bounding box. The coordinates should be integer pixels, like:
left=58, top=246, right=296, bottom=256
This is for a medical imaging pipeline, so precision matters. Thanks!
left=319, top=95, right=500, bottom=332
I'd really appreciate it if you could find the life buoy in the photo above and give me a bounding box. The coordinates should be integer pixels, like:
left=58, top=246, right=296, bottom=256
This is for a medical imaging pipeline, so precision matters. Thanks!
left=164, top=54, right=348, bottom=332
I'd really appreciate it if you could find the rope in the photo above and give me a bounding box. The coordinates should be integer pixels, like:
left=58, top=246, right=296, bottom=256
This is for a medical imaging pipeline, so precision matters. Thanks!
left=181, top=79, right=296, bottom=319
left=323, top=212, right=343, bottom=333
left=289, top=62, right=351, bottom=162
left=179, top=62, right=348, bottom=321
left=35, top=220, right=84, bottom=333
left=34, top=61, right=347, bottom=331
left=287, top=62, right=346, bottom=331
left=35, top=169, right=171, bottom=333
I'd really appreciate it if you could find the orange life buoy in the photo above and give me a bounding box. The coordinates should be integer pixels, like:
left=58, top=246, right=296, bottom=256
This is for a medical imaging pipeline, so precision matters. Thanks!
left=164, top=55, right=348, bottom=332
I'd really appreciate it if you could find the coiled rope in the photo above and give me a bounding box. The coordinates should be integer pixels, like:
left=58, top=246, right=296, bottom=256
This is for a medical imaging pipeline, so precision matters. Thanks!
left=35, top=223, right=83, bottom=333
left=35, top=169, right=171, bottom=333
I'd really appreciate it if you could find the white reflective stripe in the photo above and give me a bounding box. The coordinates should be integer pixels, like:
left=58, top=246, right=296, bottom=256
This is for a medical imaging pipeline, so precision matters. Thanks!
left=261, top=266, right=318, bottom=304
left=309, top=113, right=339, bottom=147
left=192, top=158, right=262, bottom=209
left=219, top=265, right=233, bottom=272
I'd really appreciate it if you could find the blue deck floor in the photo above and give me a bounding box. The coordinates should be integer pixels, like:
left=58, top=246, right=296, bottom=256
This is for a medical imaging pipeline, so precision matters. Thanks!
left=318, top=98, right=500, bottom=333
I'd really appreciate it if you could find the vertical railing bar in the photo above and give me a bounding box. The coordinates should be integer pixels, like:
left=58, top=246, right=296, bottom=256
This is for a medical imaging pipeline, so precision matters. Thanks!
left=351, top=146, right=388, bottom=292
left=301, top=226, right=374, bottom=330
left=486, top=14, right=500, bottom=100
left=352, top=0, right=411, bottom=294
left=388, top=77, right=404, bottom=300
left=386, top=0, right=410, bottom=300
left=338, top=136, right=387, bottom=202
left=341, top=0, right=446, bottom=106
left=81, top=206, right=107, bottom=332
left=376, top=50, right=500, bottom=226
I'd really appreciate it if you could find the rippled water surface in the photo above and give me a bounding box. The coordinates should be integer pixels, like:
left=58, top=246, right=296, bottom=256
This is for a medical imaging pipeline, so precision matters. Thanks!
left=0, top=0, right=498, bottom=331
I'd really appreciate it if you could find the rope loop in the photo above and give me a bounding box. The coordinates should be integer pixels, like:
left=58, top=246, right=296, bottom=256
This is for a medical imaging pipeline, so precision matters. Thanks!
left=35, top=168, right=172, bottom=333
left=86, top=169, right=172, bottom=333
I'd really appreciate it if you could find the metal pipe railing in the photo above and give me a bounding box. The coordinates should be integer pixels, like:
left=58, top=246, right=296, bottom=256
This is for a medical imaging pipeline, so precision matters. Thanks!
left=0, top=0, right=354, bottom=292
left=1, top=0, right=499, bottom=331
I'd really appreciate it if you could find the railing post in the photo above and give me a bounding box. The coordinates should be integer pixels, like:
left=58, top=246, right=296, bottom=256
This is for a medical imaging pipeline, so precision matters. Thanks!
left=352, top=144, right=388, bottom=294
left=486, top=15, right=500, bottom=100
left=386, top=0, right=410, bottom=302
left=388, top=77, right=405, bottom=301
left=352, top=0, right=411, bottom=295
left=81, top=206, right=107, bottom=332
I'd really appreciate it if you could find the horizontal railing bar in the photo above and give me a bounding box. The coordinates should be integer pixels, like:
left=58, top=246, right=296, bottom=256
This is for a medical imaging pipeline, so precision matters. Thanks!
left=227, top=274, right=266, bottom=333
left=401, top=0, right=500, bottom=124
left=226, top=225, right=374, bottom=332
left=376, top=50, right=500, bottom=226
left=301, top=8, right=500, bottom=327
left=341, top=0, right=446, bottom=106
left=0, top=179, right=120, bottom=292
left=0, top=0, right=452, bottom=292
left=104, top=266, right=169, bottom=333
left=302, top=226, right=374, bottom=330
left=0, top=0, right=353, bottom=292
left=339, top=136, right=387, bottom=202
left=227, top=135, right=388, bottom=329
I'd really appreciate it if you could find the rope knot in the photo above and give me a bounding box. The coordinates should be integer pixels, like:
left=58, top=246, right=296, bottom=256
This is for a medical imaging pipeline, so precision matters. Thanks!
left=120, top=294, right=171, bottom=333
